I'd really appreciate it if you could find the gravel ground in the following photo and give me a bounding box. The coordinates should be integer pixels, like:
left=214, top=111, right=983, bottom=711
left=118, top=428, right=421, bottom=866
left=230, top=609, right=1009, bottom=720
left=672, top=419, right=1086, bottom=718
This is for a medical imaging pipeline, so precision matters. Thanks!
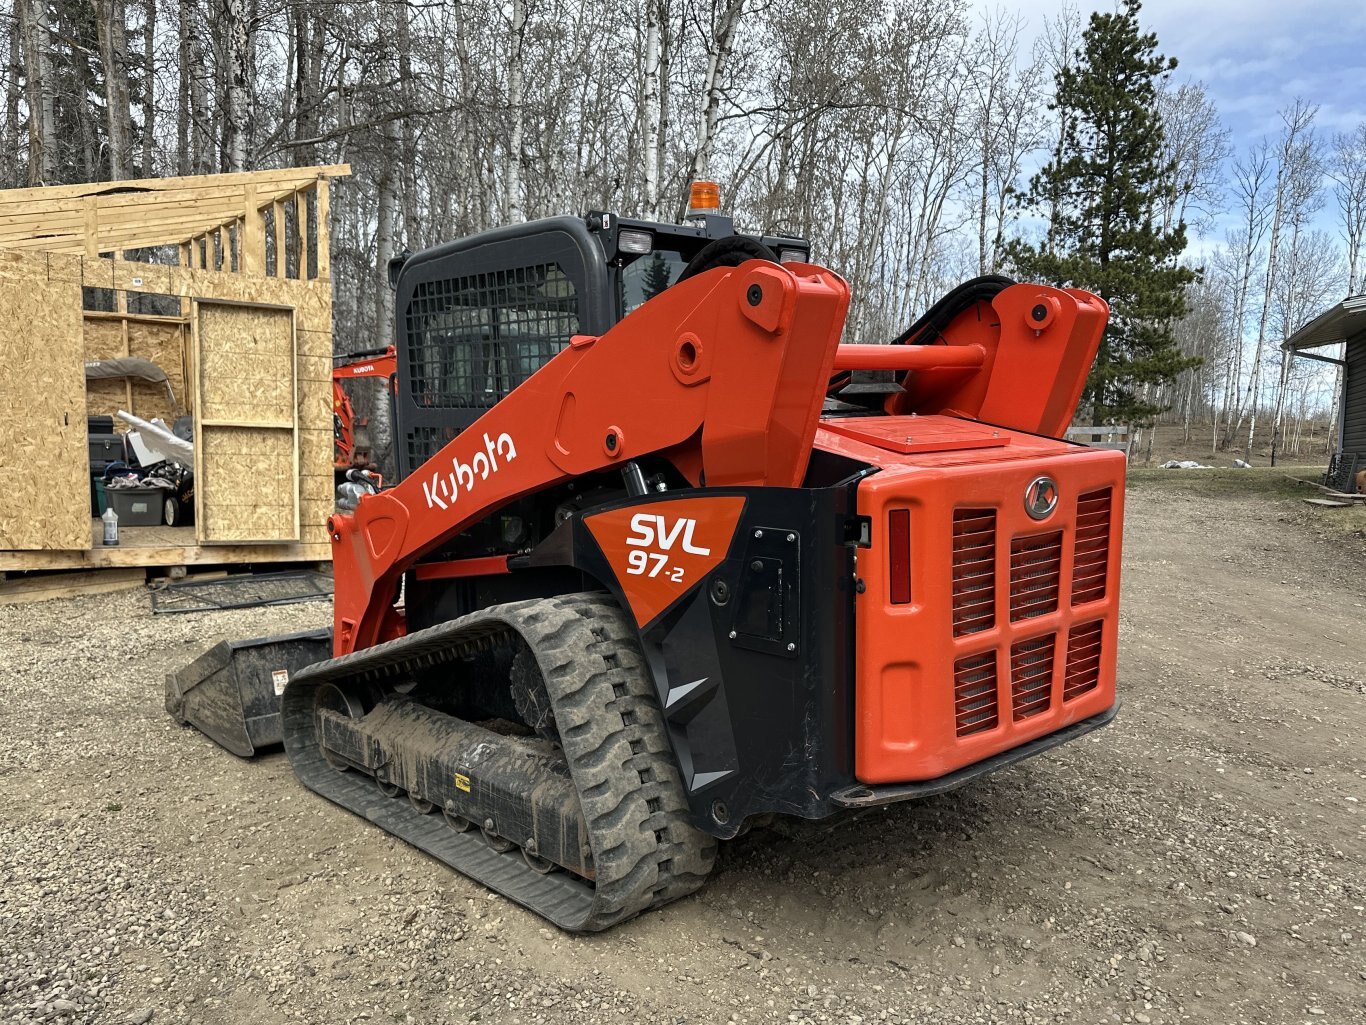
left=1, top=470, right=1362, bottom=1025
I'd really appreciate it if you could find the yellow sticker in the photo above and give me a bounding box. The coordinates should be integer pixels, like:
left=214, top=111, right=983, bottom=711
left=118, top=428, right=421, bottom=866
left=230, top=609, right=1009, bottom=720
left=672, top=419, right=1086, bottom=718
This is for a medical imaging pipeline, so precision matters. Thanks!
left=454, top=773, right=470, bottom=793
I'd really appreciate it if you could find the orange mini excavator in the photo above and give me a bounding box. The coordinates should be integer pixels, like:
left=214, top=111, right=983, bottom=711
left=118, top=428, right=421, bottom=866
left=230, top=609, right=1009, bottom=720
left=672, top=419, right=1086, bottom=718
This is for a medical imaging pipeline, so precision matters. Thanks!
left=332, top=345, right=397, bottom=476
left=169, top=191, right=1123, bottom=931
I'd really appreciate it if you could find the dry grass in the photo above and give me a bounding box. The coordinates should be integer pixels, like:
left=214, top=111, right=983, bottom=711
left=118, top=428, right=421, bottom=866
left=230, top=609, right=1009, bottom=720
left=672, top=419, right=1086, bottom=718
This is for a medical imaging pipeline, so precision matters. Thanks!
left=1127, top=465, right=1366, bottom=540
left=1126, top=422, right=1336, bottom=469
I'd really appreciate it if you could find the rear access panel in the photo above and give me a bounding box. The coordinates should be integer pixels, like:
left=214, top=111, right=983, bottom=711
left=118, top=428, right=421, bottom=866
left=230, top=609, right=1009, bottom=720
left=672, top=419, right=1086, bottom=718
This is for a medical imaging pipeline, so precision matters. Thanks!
left=822, top=416, right=1009, bottom=455
left=852, top=446, right=1124, bottom=784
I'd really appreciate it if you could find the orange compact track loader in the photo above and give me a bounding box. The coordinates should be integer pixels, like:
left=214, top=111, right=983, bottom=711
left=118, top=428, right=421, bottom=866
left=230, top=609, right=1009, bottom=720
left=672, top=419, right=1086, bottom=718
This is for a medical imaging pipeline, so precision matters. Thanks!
left=168, top=197, right=1123, bottom=931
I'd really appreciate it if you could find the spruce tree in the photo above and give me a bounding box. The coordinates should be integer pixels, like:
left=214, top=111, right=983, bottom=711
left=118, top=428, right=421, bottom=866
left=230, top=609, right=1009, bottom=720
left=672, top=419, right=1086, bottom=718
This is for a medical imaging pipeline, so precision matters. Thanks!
left=1007, top=0, right=1198, bottom=424
left=641, top=252, right=673, bottom=301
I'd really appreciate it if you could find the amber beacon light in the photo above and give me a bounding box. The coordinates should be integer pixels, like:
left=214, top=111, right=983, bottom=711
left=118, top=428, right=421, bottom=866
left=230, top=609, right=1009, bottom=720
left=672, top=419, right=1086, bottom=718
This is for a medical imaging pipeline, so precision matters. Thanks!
left=685, top=180, right=721, bottom=217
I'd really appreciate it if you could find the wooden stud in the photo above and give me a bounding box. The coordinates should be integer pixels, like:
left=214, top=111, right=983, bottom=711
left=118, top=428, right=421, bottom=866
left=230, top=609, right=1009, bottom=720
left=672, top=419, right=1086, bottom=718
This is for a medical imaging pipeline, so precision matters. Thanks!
left=0, top=165, right=350, bottom=258
left=315, top=180, right=330, bottom=280
left=242, top=185, right=265, bottom=276
left=120, top=307, right=133, bottom=413
left=292, top=189, right=304, bottom=280
left=273, top=199, right=286, bottom=278
left=82, top=197, right=99, bottom=258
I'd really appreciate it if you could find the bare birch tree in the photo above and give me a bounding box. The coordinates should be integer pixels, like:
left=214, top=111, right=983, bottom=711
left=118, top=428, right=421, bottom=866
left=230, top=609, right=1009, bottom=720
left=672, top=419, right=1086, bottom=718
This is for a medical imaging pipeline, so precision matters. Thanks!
left=1330, top=123, right=1366, bottom=294
left=19, top=0, right=57, bottom=184
left=95, top=0, right=133, bottom=179
left=219, top=0, right=250, bottom=170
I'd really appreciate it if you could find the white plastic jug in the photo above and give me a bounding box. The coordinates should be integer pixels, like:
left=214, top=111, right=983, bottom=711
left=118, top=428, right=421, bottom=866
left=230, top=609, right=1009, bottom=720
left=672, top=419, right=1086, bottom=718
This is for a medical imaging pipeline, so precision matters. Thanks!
left=102, top=505, right=119, bottom=546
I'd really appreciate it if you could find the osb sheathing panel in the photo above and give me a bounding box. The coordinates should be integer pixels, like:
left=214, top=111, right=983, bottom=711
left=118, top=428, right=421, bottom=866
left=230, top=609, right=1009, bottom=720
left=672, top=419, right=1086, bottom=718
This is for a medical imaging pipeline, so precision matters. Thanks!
left=90, top=260, right=333, bottom=334
left=194, top=302, right=298, bottom=544
left=0, top=255, right=91, bottom=550
left=196, top=304, right=294, bottom=425
left=196, top=428, right=299, bottom=542
left=83, top=317, right=188, bottom=426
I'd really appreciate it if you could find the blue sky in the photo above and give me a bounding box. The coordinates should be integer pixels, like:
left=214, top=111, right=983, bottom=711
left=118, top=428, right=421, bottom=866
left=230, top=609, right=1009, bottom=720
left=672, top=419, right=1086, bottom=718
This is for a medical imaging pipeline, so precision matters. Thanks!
left=989, top=0, right=1366, bottom=246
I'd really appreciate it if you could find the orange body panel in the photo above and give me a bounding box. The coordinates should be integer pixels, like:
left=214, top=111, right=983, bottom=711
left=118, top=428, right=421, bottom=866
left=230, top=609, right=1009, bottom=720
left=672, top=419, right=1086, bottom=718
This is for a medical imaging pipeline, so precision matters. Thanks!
left=816, top=417, right=1124, bottom=784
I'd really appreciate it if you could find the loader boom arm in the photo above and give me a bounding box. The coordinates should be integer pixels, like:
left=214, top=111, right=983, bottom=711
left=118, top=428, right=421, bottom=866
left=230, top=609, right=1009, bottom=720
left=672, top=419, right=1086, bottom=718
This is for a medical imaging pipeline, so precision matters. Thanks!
left=330, top=261, right=852, bottom=654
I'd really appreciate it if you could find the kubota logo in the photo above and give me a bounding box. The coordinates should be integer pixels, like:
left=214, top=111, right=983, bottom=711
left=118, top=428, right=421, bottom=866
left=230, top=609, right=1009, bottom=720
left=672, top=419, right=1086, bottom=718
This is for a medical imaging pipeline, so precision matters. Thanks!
left=586, top=497, right=746, bottom=626
left=1024, top=475, right=1059, bottom=520
left=422, top=431, right=518, bottom=511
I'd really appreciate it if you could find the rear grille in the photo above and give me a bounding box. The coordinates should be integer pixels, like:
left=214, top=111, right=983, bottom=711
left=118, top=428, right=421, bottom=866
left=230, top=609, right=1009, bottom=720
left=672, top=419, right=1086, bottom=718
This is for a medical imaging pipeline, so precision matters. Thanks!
left=952, top=509, right=996, bottom=636
left=1010, top=635, right=1055, bottom=720
left=1063, top=620, right=1104, bottom=701
left=1010, top=531, right=1062, bottom=621
left=1072, top=488, right=1112, bottom=604
left=953, top=652, right=998, bottom=736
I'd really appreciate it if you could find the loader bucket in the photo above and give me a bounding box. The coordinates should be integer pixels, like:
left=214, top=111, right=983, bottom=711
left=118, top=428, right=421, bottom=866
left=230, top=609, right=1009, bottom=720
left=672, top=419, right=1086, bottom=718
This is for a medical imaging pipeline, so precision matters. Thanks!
left=166, top=628, right=332, bottom=757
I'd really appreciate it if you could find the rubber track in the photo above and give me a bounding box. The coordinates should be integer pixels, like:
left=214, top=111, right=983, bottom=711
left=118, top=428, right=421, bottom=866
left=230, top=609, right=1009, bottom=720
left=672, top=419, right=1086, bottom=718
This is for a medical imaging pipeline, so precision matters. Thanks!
left=281, top=593, right=716, bottom=931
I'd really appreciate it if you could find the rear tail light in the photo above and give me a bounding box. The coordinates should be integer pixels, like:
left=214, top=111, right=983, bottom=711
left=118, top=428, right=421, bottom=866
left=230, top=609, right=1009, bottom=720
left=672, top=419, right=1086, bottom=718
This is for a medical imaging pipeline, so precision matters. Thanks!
left=888, top=509, right=911, bottom=605
left=952, top=509, right=996, bottom=635
left=954, top=651, right=998, bottom=736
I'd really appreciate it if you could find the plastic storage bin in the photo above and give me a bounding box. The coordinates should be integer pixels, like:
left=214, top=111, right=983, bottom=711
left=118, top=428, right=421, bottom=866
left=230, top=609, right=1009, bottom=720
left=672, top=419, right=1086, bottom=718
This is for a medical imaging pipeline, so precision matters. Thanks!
left=105, top=486, right=165, bottom=527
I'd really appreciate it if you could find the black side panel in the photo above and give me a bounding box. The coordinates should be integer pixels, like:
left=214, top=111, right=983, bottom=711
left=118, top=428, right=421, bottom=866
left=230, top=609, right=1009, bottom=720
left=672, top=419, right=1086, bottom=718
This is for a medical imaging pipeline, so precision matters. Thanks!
left=393, top=217, right=614, bottom=480
left=554, top=486, right=858, bottom=837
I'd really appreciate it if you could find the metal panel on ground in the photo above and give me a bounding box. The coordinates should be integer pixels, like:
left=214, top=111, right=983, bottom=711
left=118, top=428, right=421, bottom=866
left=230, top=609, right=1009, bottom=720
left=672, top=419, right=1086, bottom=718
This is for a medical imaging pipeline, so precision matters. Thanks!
left=0, top=252, right=91, bottom=550
left=192, top=301, right=300, bottom=543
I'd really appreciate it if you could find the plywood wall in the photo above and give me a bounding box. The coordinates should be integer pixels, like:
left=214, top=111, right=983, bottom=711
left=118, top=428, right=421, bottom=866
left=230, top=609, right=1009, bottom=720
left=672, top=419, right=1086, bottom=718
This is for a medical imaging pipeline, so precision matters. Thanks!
left=195, top=304, right=294, bottom=425
left=0, top=251, right=92, bottom=550
left=1, top=249, right=335, bottom=558
left=197, top=426, right=298, bottom=542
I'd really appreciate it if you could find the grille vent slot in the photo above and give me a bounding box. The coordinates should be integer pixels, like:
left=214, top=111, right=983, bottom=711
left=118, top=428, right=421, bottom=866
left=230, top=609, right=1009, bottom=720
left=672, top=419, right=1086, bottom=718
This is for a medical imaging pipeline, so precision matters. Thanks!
left=1010, top=531, right=1062, bottom=621
left=953, top=651, right=998, bottom=736
left=952, top=509, right=996, bottom=636
left=1010, top=635, right=1055, bottom=720
left=1072, top=488, right=1112, bottom=605
left=1064, top=621, right=1104, bottom=701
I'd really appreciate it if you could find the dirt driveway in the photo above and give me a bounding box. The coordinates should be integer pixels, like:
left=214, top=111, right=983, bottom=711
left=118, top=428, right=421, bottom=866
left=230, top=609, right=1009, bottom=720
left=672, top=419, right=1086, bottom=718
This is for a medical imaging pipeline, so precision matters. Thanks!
left=1, top=470, right=1362, bottom=1025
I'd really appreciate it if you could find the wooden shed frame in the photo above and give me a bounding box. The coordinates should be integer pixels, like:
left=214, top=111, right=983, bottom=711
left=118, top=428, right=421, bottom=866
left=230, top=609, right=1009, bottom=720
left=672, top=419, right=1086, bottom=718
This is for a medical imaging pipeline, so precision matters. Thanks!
left=0, top=165, right=350, bottom=573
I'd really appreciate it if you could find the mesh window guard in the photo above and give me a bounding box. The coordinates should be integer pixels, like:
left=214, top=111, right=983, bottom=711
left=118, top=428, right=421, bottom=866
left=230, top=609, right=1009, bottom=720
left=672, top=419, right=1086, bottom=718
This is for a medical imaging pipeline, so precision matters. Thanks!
left=405, top=263, right=578, bottom=412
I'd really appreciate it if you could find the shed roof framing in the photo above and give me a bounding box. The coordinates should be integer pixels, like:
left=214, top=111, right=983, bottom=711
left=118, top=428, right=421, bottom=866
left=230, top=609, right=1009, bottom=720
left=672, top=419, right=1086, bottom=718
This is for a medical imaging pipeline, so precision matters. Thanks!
left=0, top=165, right=350, bottom=276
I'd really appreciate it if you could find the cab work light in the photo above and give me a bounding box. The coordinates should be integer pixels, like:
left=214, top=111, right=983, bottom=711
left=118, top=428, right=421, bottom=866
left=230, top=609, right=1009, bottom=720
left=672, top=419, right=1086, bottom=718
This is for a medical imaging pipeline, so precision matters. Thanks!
left=618, top=229, right=654, bottom=255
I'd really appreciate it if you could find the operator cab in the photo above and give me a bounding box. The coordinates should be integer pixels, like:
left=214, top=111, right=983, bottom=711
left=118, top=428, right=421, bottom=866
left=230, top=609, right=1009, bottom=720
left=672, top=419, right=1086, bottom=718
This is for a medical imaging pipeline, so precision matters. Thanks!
left=389, top=185, right=808, bottom=480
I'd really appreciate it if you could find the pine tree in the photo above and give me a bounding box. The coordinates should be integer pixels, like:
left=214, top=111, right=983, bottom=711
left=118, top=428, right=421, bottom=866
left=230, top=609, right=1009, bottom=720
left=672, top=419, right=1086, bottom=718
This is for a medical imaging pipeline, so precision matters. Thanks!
left=641, top=251, right=673, bottom=301
left=1007, top=0, right=1198, bottom=424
